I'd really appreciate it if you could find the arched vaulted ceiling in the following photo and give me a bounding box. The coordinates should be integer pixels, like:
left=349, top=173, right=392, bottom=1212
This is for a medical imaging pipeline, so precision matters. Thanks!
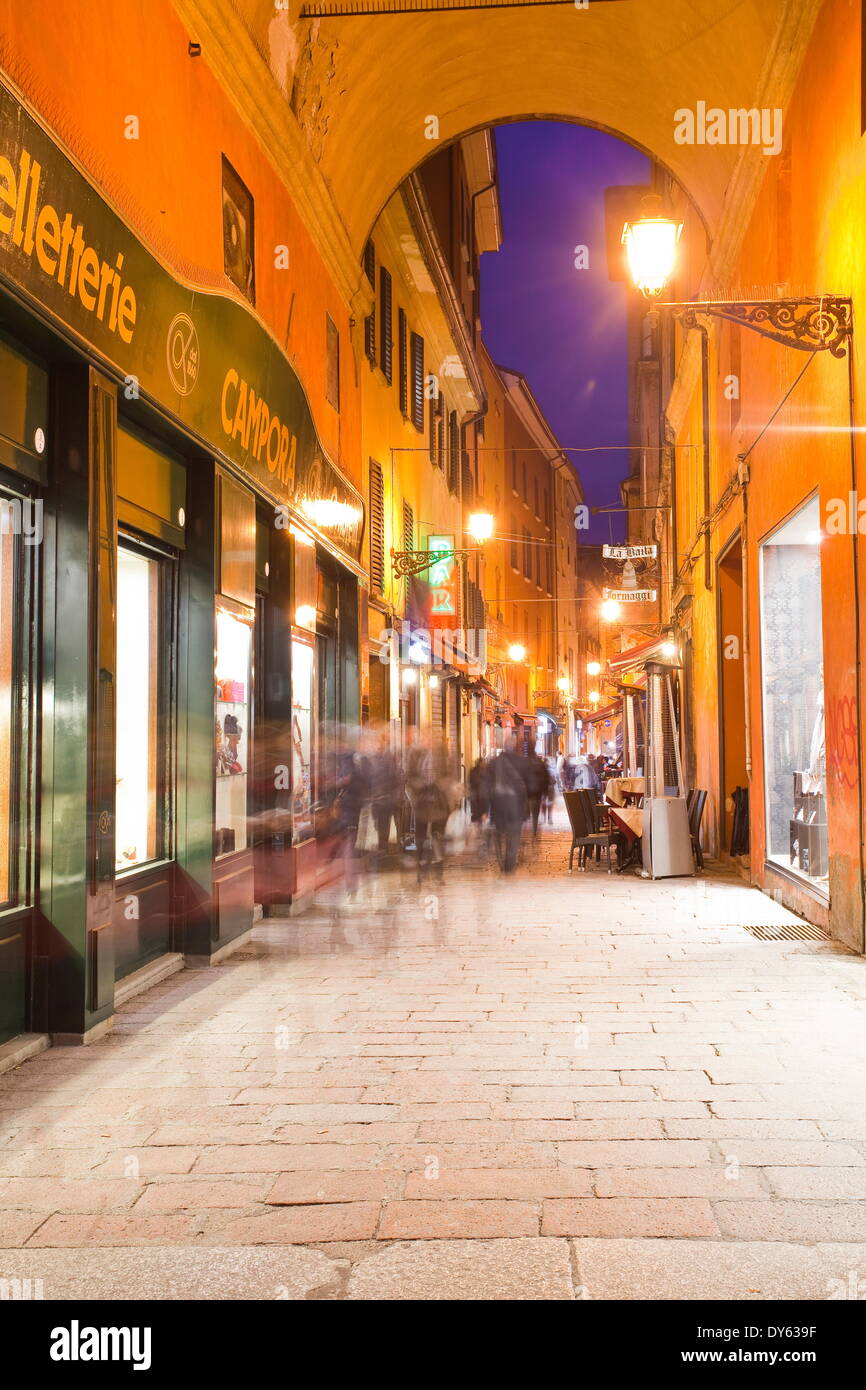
left=178, top=0, right=821, bottom=300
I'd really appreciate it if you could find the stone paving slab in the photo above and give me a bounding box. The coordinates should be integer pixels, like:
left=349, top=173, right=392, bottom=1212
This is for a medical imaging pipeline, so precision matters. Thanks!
left=1, top=819, right=865, bottom=1298
left=572, top=1239, right=866, bottom=1301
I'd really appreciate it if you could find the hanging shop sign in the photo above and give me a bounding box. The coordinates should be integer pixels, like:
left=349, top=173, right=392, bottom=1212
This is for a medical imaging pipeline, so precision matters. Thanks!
left=427, top=535, right=459, bottom=622
left=603, top=587, right=658, bottom=603
left=602, top=544, right=657, bottom=560
left=0, top=79, right=364, bottom=561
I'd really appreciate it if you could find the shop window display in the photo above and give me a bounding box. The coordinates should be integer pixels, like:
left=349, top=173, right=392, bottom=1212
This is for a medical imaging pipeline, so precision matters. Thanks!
left=291, top=638, right=314, bottom=844
left=115, top=545, right=159, bottom=870
left=759, top=497, right=828, bottom=892
left=0, top=526, right=14, bottom=901
left=215, top=606, right=251, bottom=857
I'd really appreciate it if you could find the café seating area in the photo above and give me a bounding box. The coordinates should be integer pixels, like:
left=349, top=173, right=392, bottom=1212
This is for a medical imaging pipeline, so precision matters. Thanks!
left=564, top=781, right=708, bottom=876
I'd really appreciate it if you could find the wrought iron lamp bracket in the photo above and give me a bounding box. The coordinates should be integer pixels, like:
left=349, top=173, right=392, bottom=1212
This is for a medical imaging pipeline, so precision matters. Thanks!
left=667, top=297, right=852, bottom=357
left=391, top=548, right=469, bottom=578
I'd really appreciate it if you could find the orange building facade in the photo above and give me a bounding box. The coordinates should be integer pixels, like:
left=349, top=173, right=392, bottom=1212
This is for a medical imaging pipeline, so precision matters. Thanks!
left=632, top=0, right=866, bottom=950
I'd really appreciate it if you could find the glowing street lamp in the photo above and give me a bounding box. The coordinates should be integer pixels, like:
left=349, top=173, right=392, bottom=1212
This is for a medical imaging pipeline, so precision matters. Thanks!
left=661, top=640, right=678, bottom=659
left=467, top=511, right=495, bottom=543
left=508, top=643, right=527, bottom=663
left=588, top=689, right=601, bottom=705
left=622, top=195, right=683, bottom=298
left=601, top=599, right=621, bottom=622
left=586, top=660, right=602, bottom=677
left=557, top=677, right=571, bottom=693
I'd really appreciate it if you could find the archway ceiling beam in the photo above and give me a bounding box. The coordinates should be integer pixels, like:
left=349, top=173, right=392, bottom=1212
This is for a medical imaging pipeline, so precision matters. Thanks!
left=179, top=0, right=823, bottom=304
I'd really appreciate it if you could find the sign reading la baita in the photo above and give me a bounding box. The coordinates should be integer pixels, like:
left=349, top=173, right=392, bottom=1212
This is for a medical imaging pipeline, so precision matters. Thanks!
left=0, top=80, right=363, bottom=560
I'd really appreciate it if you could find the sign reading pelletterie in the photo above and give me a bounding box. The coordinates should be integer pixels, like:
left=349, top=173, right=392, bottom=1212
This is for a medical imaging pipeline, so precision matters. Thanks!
left=0, top=81, right=364, bottom=561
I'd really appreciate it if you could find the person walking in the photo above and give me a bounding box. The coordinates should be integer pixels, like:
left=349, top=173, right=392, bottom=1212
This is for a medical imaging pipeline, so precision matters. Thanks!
left=574, top=753, right=602, bottom=792
left=489, top=738, right=529, bottom=873
left=367, top=729, right=403, bottom=863
left=335, top=728, right=370, bottom=899
left=525, top=747, right=552, bottom=837
left=409, top=740, right=455, bottom=883
left=559, top=752, right=577, bottom=792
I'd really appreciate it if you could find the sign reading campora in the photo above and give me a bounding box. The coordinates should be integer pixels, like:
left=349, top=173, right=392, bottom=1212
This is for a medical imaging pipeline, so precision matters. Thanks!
left=0, top=81, right=363, bottom=560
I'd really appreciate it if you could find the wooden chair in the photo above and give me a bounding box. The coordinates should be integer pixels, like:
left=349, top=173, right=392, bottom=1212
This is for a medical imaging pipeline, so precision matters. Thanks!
left=577, top=788, right=619, bottom=867
left=563, top=791, right=612, bottom=873
left=688, top=789, right=708, bottom=869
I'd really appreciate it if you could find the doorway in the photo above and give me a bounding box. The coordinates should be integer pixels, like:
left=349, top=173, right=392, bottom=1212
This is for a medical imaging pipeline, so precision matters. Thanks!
left=717, top=534, right=748, bottom=854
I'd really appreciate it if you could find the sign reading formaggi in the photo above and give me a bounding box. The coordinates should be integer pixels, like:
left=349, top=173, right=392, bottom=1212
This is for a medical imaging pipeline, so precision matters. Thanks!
left=0, top=80, right=363, bottom=561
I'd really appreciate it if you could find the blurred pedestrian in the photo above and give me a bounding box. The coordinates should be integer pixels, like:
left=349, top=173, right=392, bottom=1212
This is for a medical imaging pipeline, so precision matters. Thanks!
left=468, top=756, right=491, bottom=824
left=489, top=737, right=529, bottom=873
left=575, top=754, right=602, bottom=792
left=367, top=727, right=403, bottom=862
left=335, top=728, right=370, bottom=898
left=408, top=740, right=456, bottom=882
left=525, top=747, right=552, bottom=837
left=559, top=752, right=577, bottom=792
left=543, top=754, right=558, bottom=824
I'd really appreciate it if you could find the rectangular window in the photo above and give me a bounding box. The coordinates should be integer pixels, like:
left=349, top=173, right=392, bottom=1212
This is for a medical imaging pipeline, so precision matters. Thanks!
left=534, top=477, right=540, bottom=518
left=510, top=519, right=518, bottom=571
left=398, top=307, right=408, bottom=416
left=379, top=266, right=393, bottom=384
left=363, top=241, right=376, bottom=363
left=221, top=156, right=255, bottom=304
left=116, top=543, right=162, bottom=870
left=511, top=448, right=518, bottom=493
left=759, top=495, right=827, bottom=895
left=368, top=459, right=385, bottom=596
left=410, top=331, right=424, bottom=431
left=325, top=314, right=340, bottom=411
left=523, top=528, right=531, bottom=580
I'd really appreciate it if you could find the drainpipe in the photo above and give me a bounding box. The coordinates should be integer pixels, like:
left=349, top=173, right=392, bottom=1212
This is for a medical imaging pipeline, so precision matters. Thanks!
left=739, top=457, right=752, bottom=782
left=699, top=324, right=712, bottom=591
left=847, top=340, right=866, bottom=951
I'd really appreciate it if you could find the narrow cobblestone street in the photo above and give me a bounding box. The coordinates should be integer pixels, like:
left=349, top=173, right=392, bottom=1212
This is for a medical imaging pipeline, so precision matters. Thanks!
left=2, top=820, right=866, bottom=1300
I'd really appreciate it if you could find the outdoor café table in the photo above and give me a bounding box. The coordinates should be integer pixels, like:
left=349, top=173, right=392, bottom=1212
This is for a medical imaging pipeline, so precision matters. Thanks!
left=606, top=804, right=643, bottom=839
left=605, top=802, right=643, bottom=872
left=604, top=776, right=645, bottom=806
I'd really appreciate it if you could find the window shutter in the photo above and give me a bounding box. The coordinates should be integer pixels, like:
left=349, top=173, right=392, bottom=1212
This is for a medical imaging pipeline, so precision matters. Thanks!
left=410, top=332, right=424, bottom=432
left=402, top=500, right=414, bottom=608
left=363, top=241, right=376, bottom=363
left=398, top=308, right=408, bottom=416
left=428, top=381, right=437, bottom=463
left=437, top=397, right=446, bottom=471
left=368, top=459, right=385, bottom=596
left=448, top=411, right=459, bottom=494
left=325, top=314, right=340, bottom=411
left=379, top=266, right=393, bottom=384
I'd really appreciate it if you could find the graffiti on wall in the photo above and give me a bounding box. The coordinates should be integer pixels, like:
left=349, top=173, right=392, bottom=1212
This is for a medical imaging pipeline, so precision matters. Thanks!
left=826, top=694, right=858, bottom=790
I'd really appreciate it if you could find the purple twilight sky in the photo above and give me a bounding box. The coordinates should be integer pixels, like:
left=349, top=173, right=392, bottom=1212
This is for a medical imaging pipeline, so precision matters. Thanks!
left=479, top=121, right=650, bottom=543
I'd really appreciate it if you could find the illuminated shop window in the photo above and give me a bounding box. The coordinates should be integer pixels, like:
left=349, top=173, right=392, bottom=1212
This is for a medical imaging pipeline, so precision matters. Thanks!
left=759, top=496, right=828, bottom=894
left=0, top=527, right=14, bottom=902
left=115, top=545, right=160, bottom=870
left=215, top=606, right=252, bottom=857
